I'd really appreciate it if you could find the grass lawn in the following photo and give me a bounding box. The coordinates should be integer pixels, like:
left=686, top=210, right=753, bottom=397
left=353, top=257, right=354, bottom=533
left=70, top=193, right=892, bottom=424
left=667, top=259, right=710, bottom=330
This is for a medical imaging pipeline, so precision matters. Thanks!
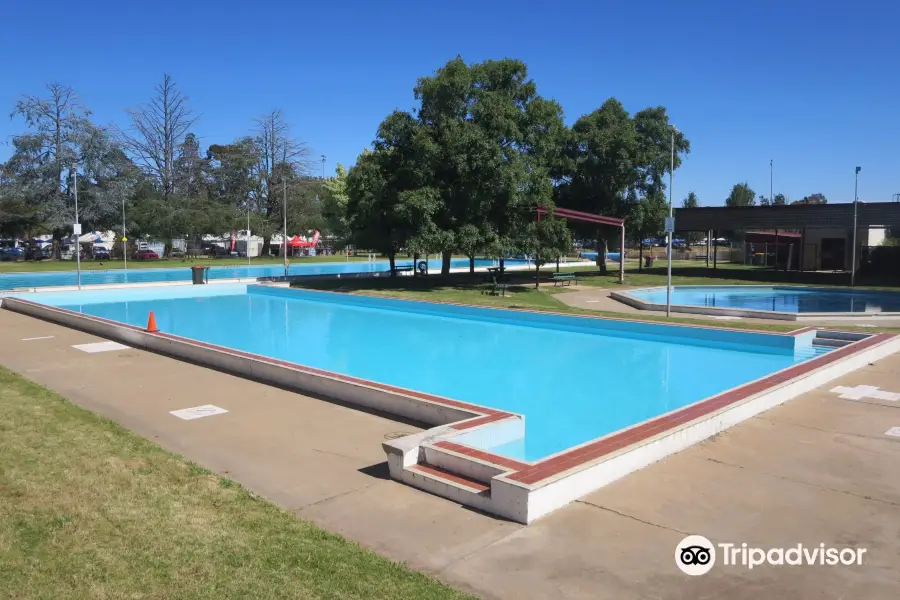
left=292, top=272, right=806, bottom=333
left=0, top=367, right=473, bottom=600
left=0, top=255, right=372, bottom=273
left=293, top=269, right=900, bottom=334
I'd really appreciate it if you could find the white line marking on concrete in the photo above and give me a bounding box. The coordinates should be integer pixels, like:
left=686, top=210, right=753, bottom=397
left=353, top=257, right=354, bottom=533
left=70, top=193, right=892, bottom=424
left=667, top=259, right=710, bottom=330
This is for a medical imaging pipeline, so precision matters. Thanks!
left=584, top=300, right=599, bottom=303
left=713, top=316, right=741, bottom=320
left=830, top=385, right=900, bottom=402
left=71, top=341, right=130, bottom=353
left=170, top=405, right=229, bottom=420
left=885, top=427, right=900, bottom=438
left=22, top=336, right=55, bottom=341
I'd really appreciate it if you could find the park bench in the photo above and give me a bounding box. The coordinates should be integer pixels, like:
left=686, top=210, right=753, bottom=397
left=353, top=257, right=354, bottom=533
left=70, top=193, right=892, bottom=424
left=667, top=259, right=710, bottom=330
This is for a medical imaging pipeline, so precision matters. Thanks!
left=551, top=272, right=577, bottom=286
left=481, top=273, right=508, bottom=297
left=390, top=265, right=415, bottom=277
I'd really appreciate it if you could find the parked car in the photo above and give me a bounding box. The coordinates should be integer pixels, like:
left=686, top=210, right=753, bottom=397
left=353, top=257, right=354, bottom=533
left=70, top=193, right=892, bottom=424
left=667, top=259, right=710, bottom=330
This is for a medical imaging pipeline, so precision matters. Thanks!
left=92, top=246, right=111, bottom=260
left=0, top=247, right=24, bottom=261
left=136, top=249, right=159, bottom=260
left=24, top=243, right=53, bottom=261
left=208, top=245, right=236, bottom=258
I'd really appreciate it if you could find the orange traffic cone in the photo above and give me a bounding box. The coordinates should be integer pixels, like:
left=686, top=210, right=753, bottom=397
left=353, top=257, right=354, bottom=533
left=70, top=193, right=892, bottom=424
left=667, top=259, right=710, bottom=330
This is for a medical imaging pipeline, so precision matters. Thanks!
left=146, top=311, right=159, bottom=333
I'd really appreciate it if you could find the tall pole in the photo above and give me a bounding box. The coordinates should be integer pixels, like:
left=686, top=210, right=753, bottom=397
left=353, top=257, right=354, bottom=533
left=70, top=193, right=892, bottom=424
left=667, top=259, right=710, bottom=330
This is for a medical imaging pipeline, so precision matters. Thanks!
left=122, top=197, right=127, bottom=271
left=282, top=171, right=288, bottom=277
left=770, top=159, right=773, bottom=205
left=247, top=198, right=252, bottom=267
left=321, top=154, right=326, bottom=179
left=73, top=168, right=82, bottom=290
left=666, top=127, right=677, bottom=317
left=851, top=166, right=861, bottom=286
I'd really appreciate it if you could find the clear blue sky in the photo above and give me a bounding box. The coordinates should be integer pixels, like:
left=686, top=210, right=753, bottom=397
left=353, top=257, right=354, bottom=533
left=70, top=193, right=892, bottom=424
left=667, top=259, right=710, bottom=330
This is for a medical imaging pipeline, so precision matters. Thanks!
left=2, top=0, right=898, bottom=205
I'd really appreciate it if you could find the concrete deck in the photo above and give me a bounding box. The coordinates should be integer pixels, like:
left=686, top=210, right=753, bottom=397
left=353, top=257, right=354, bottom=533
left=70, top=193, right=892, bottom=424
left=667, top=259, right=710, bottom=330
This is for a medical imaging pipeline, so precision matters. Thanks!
left=2, top=307, right=899, bottom=599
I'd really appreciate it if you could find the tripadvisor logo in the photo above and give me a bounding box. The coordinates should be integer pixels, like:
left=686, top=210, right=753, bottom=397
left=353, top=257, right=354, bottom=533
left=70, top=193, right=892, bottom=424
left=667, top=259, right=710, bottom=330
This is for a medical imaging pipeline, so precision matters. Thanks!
left=675, top=535, right=867, bottom=575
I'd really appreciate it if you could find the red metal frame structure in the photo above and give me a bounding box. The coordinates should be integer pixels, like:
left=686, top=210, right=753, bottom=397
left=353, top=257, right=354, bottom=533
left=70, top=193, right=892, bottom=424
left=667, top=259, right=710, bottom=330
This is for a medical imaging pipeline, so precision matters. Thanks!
left=536, top=207, right=626, bottom=283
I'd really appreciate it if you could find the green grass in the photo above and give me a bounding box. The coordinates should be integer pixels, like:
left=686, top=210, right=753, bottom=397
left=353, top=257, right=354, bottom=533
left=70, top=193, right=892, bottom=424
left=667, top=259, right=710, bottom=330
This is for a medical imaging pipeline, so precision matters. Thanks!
left=0, top=255, right=371, bottom=272
left=0, top=367, right=474, bottom=600
left=293, top=269, right=900, bottom=334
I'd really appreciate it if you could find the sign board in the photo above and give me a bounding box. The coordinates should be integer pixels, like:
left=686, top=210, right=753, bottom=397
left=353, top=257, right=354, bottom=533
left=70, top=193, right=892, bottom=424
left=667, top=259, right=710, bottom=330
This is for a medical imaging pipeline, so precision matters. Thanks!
left=73, top=223, right=82, bottom=235
left=122, top=236, right=128, bottom=242
left=664, top=217, right=675, bottom=234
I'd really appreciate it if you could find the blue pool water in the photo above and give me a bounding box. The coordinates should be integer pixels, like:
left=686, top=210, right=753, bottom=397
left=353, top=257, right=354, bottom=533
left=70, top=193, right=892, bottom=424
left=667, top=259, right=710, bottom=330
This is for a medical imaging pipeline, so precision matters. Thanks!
left=579, top=251, right=621, bottom=262
left=0, top=258, right=515, bottom=291
left=41, top=285, right=830, bottom=461
left=630, top=286, right=900, bottom=314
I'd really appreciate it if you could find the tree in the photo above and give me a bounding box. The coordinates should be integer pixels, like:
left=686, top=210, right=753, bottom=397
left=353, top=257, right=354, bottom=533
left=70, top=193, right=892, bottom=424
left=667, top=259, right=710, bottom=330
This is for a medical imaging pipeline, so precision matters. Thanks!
left=725, top=182, right=756, bottom=207
left=682, top=191, right=699, bottom=209
left=759, top=194, right=770, bottom=206
left=557, top=99, right=688, bottom=272
left=8, top=83, right=95, bottom=250
left=526, top=216, right=572, bottom=287
left=793, top=193, right=827, bottom=205
left=346, top=113, right=438, bottom=275
left=121, top=74, right=197, bottom=203
left=322, top=163, right=350, bottom=246
left=627, top=188, right=667, bottom=269
left=413, top=57, right=565, bottom=274
left=254, top=109, right=313, bottom=254
left=773, top=193, right=787, bottom=205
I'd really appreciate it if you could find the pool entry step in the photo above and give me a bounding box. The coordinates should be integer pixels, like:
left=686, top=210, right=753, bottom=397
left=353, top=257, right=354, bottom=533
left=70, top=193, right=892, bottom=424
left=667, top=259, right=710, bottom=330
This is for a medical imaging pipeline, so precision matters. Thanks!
left=813, top=330, right=868, bottom=348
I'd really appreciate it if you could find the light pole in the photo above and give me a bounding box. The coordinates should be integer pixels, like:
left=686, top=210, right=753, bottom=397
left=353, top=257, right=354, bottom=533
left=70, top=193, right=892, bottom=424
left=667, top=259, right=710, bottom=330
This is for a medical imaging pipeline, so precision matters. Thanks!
left=247, top=197, right=252, bottom=267
left=282, top=166, right=288, bottom=278
left=770, top=159, right=773, bottom=205
left=321, top=154, right=326, bottom=179
left=122, top=197, right=127, bottom=271
left=666, top=126, right=678, bottom=317
left=851, top=166, right=861, bottom=286
left=73, top=167, right=82, bottom=290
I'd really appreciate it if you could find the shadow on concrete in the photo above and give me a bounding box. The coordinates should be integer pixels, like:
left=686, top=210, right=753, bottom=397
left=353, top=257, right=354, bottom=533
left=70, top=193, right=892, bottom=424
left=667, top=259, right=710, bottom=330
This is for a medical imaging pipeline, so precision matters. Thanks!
left=357, top=462, right=391, bottom=481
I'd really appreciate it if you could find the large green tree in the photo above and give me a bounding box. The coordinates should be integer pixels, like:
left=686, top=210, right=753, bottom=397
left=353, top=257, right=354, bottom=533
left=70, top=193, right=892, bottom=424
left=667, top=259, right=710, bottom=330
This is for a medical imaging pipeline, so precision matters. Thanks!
left=346, top=113, right=438, bottom=274
left=413, top=57, right=565, bottom=274
left=322, top=163, right=350, bottom=246
left=556, top=100, right=688, bottom=272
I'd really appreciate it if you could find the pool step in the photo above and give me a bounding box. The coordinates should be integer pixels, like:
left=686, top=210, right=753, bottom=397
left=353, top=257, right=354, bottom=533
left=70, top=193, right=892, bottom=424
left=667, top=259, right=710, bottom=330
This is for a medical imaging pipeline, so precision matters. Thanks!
left=408, top=463, right=490, bottom=495
left=813, top=337, right=851, bottom=348
left=405, top=462, right=494, bottom=511
left=813, top=330, right=867, bottom=349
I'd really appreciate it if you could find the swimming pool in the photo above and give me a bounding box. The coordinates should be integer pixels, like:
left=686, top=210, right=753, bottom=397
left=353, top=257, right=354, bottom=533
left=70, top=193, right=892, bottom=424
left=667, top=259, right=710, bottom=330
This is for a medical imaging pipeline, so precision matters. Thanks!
left=0, top=258, right=519, bottom=291
left=28, top=284, right=831, bottom=461
left=622, top=285, right=900, bottom=317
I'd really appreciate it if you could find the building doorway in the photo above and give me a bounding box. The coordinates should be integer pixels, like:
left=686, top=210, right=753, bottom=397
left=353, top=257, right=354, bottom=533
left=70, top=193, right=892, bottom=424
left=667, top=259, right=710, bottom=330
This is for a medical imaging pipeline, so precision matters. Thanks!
left=820, top=238, right=846, bottom=271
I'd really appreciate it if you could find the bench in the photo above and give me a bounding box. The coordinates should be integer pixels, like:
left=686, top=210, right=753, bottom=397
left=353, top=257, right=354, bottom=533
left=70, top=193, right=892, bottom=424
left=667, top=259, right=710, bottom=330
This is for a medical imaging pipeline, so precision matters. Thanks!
left=390, top=265, right=415, bottom=276
left=551, top=272, right=577, bottom=286
left=481, top=274, right=509, bottom=297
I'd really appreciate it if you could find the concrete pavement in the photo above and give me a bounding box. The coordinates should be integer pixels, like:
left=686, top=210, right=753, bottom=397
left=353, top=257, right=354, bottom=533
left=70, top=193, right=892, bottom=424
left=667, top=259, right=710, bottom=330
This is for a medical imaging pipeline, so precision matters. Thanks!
left=2, top=307, right=899, bottom=599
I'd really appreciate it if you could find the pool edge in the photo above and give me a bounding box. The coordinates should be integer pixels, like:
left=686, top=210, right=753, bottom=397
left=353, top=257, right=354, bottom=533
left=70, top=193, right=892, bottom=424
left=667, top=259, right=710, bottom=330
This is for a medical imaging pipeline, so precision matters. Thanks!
left=611, top=285, right=900, bottom=321
left=3, top=294, right=897, bottom=525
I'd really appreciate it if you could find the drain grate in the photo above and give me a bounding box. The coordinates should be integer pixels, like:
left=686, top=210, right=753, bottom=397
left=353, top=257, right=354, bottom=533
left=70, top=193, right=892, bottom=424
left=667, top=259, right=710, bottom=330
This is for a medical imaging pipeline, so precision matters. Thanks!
left=384, top=431, right=414, bottom=441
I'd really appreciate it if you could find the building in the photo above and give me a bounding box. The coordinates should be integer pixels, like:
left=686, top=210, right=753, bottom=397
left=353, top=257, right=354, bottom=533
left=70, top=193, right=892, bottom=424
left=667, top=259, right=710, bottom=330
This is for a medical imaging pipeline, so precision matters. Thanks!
left=673, top=202, right=900, bottom=273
